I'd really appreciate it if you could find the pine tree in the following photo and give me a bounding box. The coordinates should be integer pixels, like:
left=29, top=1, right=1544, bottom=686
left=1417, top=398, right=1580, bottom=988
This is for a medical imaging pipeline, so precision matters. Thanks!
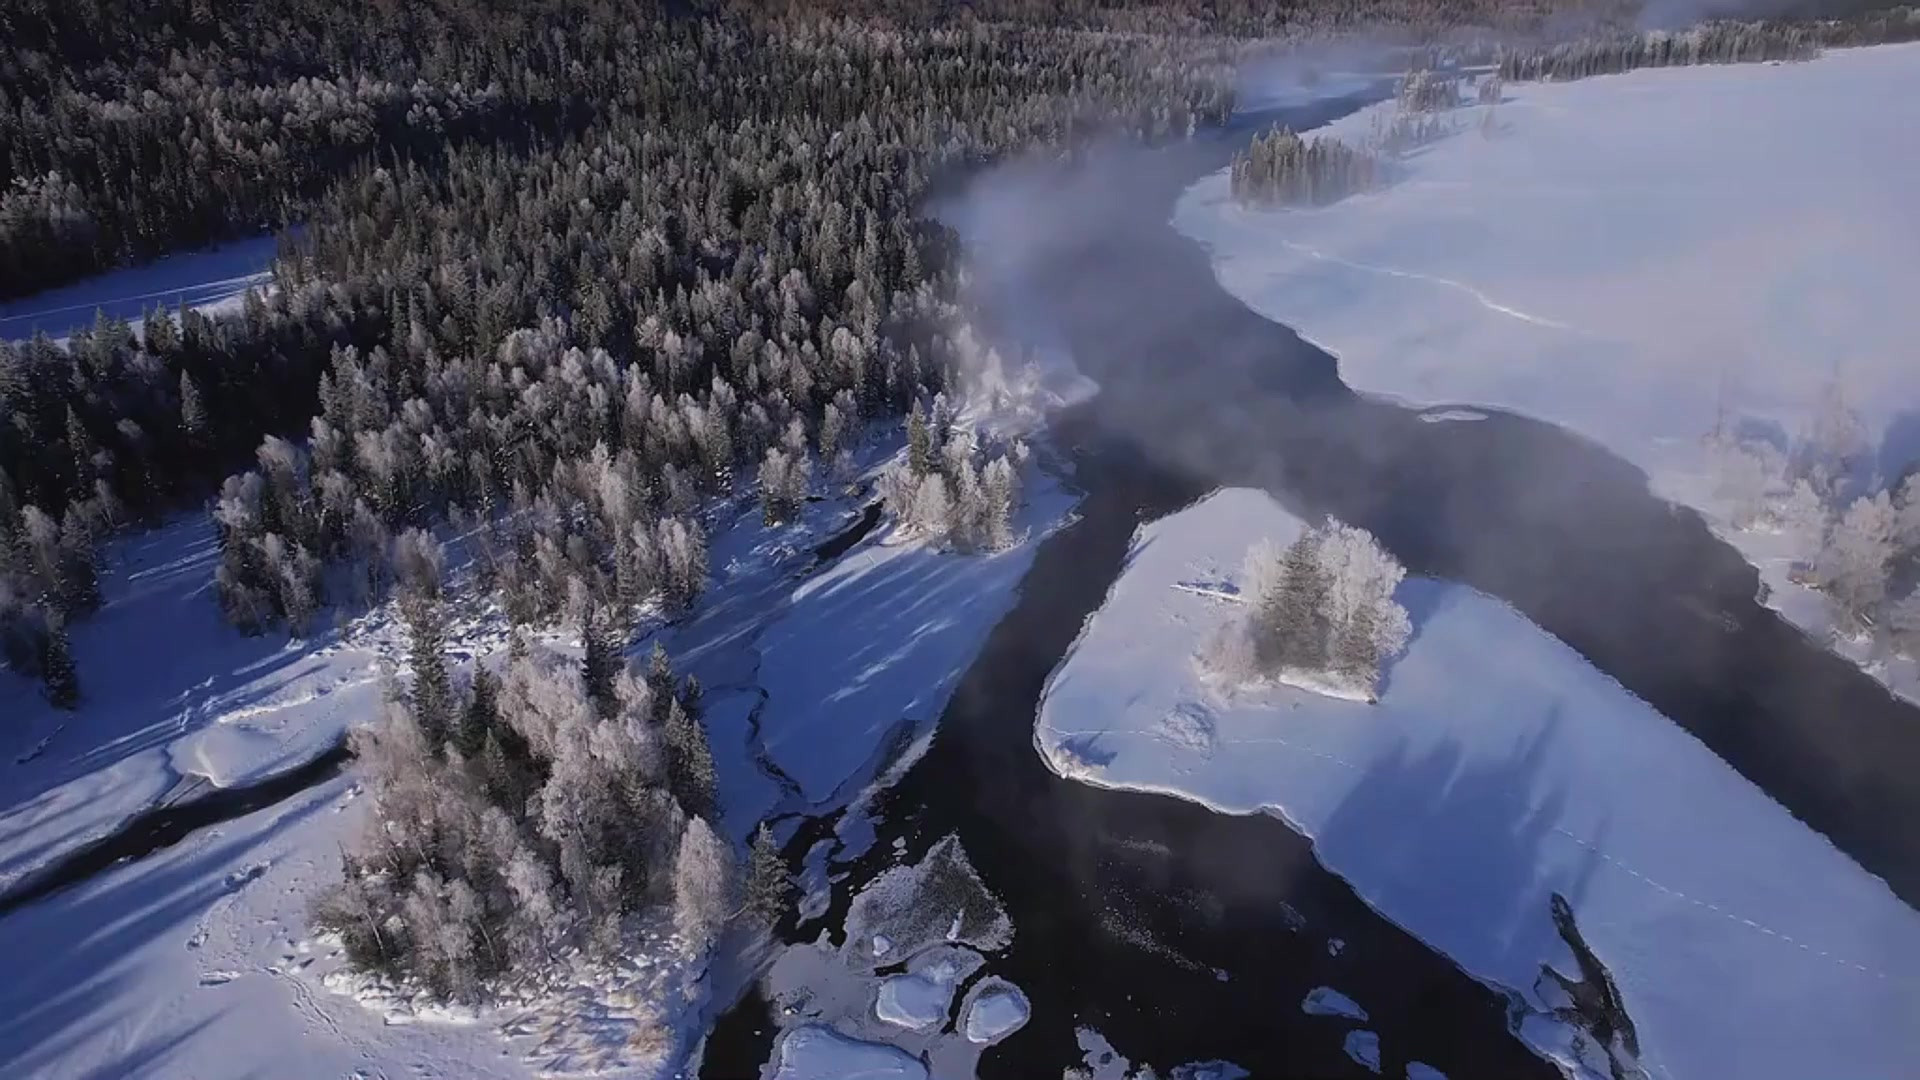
left=744, top=822, right=789, bottom=924
left=405, top=597, right=455, bottom=748
left=907, top=400, right=933, bottom=476
left=1259, top=531, right=1330, bottom=673
left=455, top=666, right=499, bottom=759
left=179, top=371, right=209, bottom=453
left=41, top=615, right=79, bottom=709
left=664, top=696, right=718, bottom=822
left=581, top=606, right=622, bottom=719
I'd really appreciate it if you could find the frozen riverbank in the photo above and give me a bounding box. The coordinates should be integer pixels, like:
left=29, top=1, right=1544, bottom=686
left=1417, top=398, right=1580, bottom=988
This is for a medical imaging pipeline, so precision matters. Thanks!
left=1174, top=44, right=1920, bottom=703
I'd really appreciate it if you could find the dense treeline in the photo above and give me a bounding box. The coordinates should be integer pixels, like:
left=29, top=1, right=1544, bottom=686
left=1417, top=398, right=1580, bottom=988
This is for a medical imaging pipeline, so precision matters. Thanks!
left=1, top=7, right=1239, bottom=706
left=1231, top=125, right=1381, bottom=207
left=0, top=0, right=615, bottom=299
left=1498, top=6, right=1920, bottom=81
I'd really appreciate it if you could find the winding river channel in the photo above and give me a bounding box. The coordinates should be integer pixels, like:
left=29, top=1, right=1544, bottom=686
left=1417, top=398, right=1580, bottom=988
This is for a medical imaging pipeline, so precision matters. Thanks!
left=704, top=86, right=1920, bottom=1078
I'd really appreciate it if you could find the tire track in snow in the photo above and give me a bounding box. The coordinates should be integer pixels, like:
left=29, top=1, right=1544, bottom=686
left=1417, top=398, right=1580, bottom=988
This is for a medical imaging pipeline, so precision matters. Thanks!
left=1274, top=239, right=1576, bottom=331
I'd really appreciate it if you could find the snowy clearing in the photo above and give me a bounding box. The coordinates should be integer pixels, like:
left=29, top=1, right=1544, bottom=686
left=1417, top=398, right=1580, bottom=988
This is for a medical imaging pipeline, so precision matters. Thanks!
left=1174, top=44, right=1920, bottom=702
left=0, top=234, right=278, bottom=342
left=0, top=517, right=441, bottom=895
left=1036, top=488, right=1920, bottom=1080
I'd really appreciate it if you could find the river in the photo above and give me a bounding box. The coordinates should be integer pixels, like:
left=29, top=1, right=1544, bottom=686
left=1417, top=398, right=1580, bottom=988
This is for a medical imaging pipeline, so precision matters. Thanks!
left=705, top=82, right=1920, bottom=1079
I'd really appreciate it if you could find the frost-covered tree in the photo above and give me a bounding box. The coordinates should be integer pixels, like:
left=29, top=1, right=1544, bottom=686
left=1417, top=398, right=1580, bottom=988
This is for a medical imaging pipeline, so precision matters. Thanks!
left=672, top=816, right=735, bottom=952
left=1712, top=440, right=1781, bottom=530
left=910, top=473, right=953, bottom=546
left=1318, top=522, right=1412, bottom=694
left=1890, top=586, right=1920, bottom=658
left=1777, top=478, right=1828, bottom=569
left=759, top=447, right=809, bottom=525
left=1795, top=376, right=1869, bottom=501
left=1895, top=474, right=1920, bottom=555
left=1817, top=492, right=1897, bottom=625
left=980, top=455, right=1019, bottom=551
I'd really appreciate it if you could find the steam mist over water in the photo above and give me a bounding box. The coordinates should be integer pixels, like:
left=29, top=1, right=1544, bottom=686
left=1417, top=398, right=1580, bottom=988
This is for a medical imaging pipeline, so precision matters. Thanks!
left=930, top=70, right=1920, bottom=911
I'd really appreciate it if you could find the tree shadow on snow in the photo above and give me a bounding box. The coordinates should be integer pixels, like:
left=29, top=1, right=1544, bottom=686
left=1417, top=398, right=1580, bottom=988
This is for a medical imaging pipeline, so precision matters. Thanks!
left=0, top=783, right=339, bottom=1080
left=1308, top=706, right=1611, bottom=1075
left=2, top=519, right=353, bottom=824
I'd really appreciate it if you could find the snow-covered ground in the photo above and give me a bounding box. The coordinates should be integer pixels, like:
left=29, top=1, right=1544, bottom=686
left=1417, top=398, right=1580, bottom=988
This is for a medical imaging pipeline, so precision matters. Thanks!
left=1036, top=488, right=1920, bottom=1080
left=0, top=422, right=1080, bottom=1077
left=0, top=233, right=279, bottom=342
left=1174, top=44, right=1920, bottom=702
left=0, top=519, right=450, bottom=896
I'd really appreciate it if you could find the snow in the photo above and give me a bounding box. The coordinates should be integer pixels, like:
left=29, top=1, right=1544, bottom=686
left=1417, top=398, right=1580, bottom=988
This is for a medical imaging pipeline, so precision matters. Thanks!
left=841, top=835, right=1013, bottom=975
left=1300, top=986, right=1369, bottom=1021
left=0, top=233, right=279, bottom=342
left=1174, top=45, right=1920, bottom=702
left=958, top=977, right=1029, bottom=1044
left=874, top=946, right=982, bottom=1031
left=1036, top=487, right=1920, bottom=1080
left=0, top=775, right=530, bottom=1080
left=769, top=1025, right=930, bottom=1080
left=741, top=456, right=1077, bottom=806
left=0, top=519, right=399, bottom=894
left=1343, top=1030, right=1383, bottom=1074
left=761, top=837, right=1022, bottom=1077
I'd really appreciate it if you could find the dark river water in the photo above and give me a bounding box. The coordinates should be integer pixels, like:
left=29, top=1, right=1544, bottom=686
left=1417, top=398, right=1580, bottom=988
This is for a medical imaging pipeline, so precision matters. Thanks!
left=704, top=85, right=1920, bottom=1079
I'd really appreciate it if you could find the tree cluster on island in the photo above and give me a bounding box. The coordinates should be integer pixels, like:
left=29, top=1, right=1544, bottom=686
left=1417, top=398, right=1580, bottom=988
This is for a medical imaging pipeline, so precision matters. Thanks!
left=1207, top=519, right=1413, bottom=702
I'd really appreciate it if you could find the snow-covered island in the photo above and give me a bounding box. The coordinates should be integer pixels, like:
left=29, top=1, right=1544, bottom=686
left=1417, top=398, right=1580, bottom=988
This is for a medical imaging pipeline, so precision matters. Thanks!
left=1175, top=43, right=1920, bottom=702
left=1036, top=487, right=1920, bottom=1080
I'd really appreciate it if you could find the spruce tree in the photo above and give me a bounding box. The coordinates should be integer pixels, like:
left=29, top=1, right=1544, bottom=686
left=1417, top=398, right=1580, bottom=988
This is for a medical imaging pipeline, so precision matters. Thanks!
left=646, top=641, right=675, bottom=724
left=664, top=696, right=718, bottom=822
left=581, top=606, right=622, bottom=720
left=405, top=597, right=455, bottom=748
left=744, top=823, right=788, bottom=923
left=907, top=400, right=933, bottom=476
left=1258, top=531, right=1331, bottom=674
left=41, top=616, right=79, bottom=710
left=455, top=666, right=499, bottom=758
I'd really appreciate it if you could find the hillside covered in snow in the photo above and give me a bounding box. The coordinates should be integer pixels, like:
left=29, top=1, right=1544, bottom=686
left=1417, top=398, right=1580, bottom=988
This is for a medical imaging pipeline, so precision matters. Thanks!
left=1037, top=488, right=1920, bottom=1080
